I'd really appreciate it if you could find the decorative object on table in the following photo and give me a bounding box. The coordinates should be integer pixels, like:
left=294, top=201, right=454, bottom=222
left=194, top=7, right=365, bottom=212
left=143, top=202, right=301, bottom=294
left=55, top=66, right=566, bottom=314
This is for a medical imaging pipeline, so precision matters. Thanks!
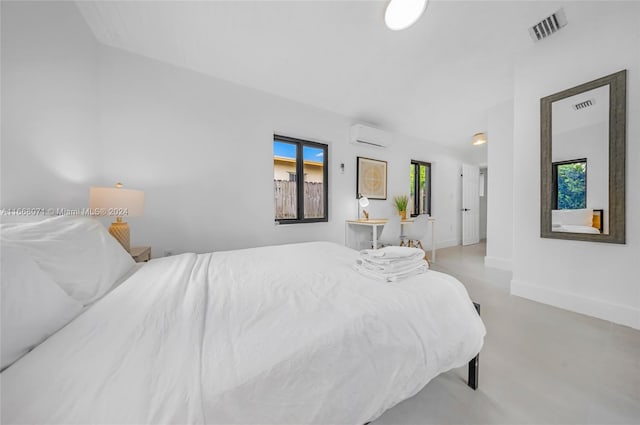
left=358, top=194, right=370, bottom=220
left=393, top=195, right=409, bottom=220
left=356, top=157, right=387, bottom=200
left=89, top=182, right=144, bottom=252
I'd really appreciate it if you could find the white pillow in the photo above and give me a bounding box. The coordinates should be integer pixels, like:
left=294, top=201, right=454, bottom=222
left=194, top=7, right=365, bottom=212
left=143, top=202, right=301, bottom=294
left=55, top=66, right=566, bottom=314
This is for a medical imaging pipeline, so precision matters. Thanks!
left=1, top=245, right=83, bottom=370
left=552, top=209, right=593, bottom=227
left=0, top=216, right=134, bottom=305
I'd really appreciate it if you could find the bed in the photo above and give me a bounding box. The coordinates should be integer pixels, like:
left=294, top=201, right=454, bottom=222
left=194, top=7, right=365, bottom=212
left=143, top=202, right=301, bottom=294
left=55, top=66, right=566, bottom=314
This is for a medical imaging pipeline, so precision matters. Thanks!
left=552, top=208, right=604, bottom=234
left=552, top=224, right=601, bottom=234
left=1, top=216, right=485, bottom=424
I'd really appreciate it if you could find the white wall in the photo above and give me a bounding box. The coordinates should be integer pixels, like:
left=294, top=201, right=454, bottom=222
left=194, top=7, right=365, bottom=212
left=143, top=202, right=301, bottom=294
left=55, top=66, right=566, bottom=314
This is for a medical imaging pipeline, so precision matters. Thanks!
left=463, top=143, right=488, bottom=168
left=511, top=2, right=640, bottom=329
left=1, top=1, right=99, bottom=208
left=1, top=1, right=466, bottom=257
left=97, top=46, right=464, bottom=255
left=485, top=100, right=514, bottom=271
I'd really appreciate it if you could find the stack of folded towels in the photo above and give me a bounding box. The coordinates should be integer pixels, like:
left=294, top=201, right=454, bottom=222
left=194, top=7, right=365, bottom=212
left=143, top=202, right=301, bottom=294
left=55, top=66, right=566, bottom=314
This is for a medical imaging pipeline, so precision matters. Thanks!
left=354, top=246, right=428, bottom=282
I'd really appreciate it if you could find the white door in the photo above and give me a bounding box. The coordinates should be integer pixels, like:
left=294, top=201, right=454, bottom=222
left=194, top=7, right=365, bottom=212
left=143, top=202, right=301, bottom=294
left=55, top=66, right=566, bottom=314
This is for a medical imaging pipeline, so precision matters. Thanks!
left=462, top=163, right=480, bottom=246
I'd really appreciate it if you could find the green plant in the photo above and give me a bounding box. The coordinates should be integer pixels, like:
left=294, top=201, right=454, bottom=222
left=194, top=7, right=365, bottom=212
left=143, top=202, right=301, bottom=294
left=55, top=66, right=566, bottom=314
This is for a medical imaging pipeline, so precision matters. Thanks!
left=393, top=195, right=409, bottom=212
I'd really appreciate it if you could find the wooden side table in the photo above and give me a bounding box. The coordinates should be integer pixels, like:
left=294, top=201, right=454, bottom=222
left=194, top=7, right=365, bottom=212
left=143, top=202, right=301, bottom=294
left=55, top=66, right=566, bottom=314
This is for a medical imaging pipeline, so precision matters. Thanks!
left=130, top=246, right=151, bottom=263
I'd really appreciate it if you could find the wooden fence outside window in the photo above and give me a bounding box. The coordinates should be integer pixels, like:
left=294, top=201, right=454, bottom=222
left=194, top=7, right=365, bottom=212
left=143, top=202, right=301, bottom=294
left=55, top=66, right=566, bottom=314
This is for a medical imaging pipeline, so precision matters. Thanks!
left=274, top=180, right=324, bottom=219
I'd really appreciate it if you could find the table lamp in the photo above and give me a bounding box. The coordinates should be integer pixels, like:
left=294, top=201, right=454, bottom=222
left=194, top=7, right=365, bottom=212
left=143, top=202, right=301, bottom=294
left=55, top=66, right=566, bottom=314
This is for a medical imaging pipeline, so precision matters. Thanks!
left=89, top=182, right=144, bottom=252
left=358, top=194, right=370, bottom=220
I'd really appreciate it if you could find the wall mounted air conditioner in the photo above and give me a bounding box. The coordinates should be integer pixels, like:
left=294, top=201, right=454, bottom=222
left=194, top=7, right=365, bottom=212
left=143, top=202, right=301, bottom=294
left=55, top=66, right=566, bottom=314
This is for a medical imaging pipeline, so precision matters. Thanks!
left=350, top=124, right=391, bottom=149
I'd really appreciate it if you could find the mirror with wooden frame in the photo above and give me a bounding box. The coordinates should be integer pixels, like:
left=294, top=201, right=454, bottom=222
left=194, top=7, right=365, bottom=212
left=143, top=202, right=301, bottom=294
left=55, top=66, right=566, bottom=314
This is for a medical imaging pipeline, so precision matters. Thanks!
left=540, top=70, right=626, bottom=244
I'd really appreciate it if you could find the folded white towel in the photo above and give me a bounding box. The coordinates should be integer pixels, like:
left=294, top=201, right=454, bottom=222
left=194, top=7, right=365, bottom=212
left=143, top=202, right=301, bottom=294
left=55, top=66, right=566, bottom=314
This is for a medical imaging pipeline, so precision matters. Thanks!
left=356, top=257, right=429, bottom=274
left=359, top=246, right=425, bottom=264
left=353, top=263, right=428, bottom=282
left=359, top=259, right=427, bottom=276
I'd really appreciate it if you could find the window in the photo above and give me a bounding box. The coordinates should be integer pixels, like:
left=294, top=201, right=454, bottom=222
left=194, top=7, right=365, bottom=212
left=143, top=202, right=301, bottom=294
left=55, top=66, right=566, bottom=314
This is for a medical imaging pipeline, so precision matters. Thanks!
left=553, top=159, right=587, bottom=209
left=273, top=135, right=328, bottom=223
left=409, top=160, right=431, bottom=216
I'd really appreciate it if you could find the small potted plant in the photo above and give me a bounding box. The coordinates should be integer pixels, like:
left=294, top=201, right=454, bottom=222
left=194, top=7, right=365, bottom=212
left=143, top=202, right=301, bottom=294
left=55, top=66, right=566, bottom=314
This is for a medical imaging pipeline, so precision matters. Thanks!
left=393, top=195, right=409, bottom=220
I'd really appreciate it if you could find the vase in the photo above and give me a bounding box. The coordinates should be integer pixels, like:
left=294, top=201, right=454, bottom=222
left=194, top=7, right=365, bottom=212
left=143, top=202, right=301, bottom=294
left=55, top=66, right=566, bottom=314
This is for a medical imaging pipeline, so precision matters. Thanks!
left=399, top=210, right=407, bottom=220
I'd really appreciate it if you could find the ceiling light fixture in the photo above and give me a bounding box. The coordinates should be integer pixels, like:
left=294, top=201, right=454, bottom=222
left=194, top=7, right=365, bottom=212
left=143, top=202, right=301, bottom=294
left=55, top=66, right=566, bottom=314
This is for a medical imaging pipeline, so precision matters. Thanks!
left=472, top=133, right=487, bottom=146
left=385, top=0, right=428, bottom=31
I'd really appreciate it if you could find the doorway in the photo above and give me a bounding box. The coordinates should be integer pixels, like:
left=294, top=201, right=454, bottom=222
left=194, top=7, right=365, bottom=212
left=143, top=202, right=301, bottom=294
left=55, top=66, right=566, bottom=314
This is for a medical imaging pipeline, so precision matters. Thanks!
left=462, top=164, right=480, bottom=245
left=480, top=168, right=488, bottom=241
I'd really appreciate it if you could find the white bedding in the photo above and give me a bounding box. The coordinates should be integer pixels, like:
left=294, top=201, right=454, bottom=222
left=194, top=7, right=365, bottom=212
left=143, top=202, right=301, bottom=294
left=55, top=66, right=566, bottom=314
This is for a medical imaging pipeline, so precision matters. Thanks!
left=1, top=242, right=485, bottom=424
left=553, top=224, right=600, bottom=234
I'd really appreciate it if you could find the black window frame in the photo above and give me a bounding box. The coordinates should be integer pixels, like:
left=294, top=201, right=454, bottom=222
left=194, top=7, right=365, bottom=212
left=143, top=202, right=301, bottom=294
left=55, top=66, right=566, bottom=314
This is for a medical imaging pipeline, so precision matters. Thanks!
left=410, top=160, right=432, bottom=217
left=552, top=158, right=587, bottom=210
left=274, top=134, right=328, bottom=224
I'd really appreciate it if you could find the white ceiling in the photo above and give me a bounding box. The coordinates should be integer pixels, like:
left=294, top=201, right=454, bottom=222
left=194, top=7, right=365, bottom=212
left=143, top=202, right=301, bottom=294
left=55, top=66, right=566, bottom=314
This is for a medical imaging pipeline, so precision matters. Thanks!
left=76, top=0, right=564, bottom=152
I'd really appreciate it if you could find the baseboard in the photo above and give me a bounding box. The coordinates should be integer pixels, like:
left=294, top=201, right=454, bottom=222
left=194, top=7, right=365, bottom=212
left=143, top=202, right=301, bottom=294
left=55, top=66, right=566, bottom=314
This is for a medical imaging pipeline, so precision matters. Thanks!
left=435, top=239, right=459, bottom=249
left=418, top=239, right=458, bottom=250
left=484, top=256, right=512, bottom=271
left=511, top=279, right=640, bottom=330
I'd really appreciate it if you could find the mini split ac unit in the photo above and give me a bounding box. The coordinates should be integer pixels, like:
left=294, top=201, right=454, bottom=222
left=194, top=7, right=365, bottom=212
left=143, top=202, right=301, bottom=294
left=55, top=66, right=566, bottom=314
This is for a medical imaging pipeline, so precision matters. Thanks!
left=349, top=124, right=391, bottom=149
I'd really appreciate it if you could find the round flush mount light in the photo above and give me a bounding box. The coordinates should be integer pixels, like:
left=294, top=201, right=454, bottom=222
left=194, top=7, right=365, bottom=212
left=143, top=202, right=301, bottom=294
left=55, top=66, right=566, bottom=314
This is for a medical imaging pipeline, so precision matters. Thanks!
left=385, top=0, right=428, bottom=31
left=472, top=132, right=487, bottom=146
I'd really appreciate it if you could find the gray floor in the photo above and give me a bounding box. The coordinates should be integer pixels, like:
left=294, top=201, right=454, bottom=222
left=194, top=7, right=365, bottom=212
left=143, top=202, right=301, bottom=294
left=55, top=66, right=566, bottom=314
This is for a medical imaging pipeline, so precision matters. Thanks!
left=374, top=242, right=640, bottom=425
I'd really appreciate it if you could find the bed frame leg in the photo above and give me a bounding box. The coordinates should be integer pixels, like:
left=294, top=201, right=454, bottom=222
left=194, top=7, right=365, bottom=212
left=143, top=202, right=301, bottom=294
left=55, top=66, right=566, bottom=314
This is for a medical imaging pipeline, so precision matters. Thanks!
left=468, top=302, right=480, bottom=390
left=468, top=353, right=479, bottom=390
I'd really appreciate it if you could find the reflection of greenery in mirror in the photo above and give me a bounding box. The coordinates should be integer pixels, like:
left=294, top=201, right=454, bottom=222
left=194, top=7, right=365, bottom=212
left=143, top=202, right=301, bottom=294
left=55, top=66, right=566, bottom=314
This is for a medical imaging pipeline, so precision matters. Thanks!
left=553, top=160, right=586, bottom=209
left=409, top=160, right=431, bottom=216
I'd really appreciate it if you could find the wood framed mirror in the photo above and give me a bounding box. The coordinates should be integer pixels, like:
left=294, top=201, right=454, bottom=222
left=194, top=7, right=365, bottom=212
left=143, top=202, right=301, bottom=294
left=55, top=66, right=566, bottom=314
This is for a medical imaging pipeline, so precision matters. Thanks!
left=540, top=70, right=626, bottom=244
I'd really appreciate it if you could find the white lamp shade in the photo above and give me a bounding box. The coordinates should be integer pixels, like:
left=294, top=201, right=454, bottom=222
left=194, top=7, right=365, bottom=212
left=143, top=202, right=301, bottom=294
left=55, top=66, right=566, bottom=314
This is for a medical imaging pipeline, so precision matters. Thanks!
left=89, top=187, right=144, bottom=217
left=358, top=196, right=370, bottom=208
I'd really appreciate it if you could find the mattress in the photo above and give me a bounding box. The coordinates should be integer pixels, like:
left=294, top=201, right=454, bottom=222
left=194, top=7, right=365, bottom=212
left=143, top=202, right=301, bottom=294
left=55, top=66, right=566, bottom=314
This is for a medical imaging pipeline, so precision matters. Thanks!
left=1, top=241, right=485, bottom=424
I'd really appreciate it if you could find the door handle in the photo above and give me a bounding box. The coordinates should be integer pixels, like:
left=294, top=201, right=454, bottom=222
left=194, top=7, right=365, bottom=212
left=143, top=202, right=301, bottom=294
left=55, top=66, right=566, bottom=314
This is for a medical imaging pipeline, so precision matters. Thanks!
left=461, top=208, right=471, bottom=212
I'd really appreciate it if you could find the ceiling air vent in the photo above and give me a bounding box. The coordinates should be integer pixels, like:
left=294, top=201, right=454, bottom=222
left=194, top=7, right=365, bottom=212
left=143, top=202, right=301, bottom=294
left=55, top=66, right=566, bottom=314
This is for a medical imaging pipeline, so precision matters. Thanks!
left=573, top=99, right=595, bottom=111
left=529, top=8, right=568, bottom=42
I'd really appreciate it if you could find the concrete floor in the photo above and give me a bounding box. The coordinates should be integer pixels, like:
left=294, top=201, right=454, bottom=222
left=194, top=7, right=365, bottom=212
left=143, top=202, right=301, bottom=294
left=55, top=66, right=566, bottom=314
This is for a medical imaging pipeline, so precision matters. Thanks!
left=374, top=242, right=640, bottom=425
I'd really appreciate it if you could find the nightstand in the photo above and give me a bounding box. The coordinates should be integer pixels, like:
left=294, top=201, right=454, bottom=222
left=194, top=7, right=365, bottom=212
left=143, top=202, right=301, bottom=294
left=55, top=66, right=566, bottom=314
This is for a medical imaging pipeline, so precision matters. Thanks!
left=130, top=246, right=151, bottom=263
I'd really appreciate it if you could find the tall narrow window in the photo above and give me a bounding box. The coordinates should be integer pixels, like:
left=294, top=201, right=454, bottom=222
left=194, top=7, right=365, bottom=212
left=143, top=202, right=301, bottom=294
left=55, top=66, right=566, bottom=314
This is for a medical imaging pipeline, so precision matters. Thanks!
left=410, top=160, right=431, bottom=216
left=273, top=135, right=328, bottom=223
left=553, top=159, right=587, bottom=209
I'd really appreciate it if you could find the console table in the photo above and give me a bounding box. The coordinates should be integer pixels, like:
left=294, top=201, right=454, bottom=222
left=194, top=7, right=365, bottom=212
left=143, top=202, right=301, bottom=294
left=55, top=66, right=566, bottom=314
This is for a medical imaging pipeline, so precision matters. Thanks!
left=345, top=217, right=436, bottom=261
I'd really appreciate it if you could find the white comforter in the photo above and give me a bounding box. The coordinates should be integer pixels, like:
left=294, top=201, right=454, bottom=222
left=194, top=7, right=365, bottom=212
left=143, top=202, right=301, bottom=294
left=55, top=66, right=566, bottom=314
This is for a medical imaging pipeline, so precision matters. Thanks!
left=553, top=224, right=600, bottom=234
left=1, top=242, right=485, bottom=424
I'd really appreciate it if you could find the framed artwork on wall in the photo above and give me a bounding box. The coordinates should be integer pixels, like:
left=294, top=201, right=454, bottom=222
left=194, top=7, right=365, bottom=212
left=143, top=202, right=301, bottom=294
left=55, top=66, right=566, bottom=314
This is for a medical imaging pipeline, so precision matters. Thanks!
left=356, top=157, right=387, bottom=200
